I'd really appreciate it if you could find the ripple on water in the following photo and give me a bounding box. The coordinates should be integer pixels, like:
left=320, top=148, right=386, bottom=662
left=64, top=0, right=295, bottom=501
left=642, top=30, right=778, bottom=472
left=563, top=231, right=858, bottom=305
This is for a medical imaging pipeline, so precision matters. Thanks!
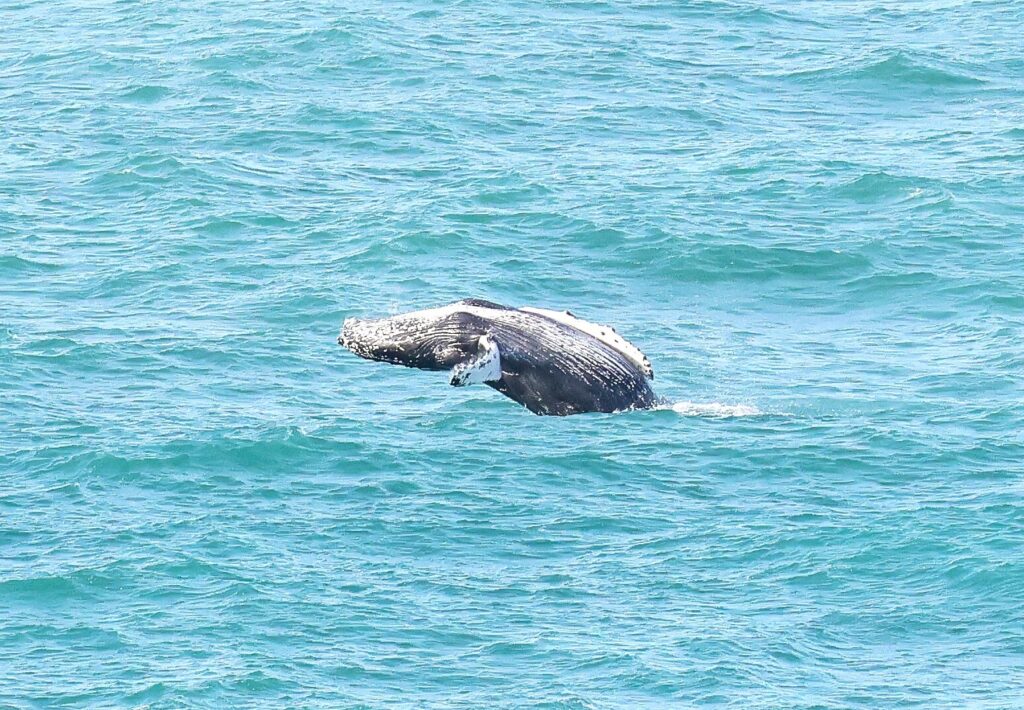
left=3, top=0, right=1024, bottom=707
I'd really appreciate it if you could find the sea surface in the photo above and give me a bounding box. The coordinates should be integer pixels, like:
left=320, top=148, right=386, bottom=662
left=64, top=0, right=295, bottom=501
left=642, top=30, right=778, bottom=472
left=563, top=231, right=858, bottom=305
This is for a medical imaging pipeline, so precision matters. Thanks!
left=2, top=1, right=1024, bottom=707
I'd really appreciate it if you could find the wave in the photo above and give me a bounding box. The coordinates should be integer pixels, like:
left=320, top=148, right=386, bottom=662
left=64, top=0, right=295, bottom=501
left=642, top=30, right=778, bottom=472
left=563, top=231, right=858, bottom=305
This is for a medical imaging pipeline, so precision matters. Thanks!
left=852, top=52, right=985, bottom=87
left=0, top=255, right=61, bottom=273
left=830, top=171, right=949, bottom=205
left=119, top=84, right=171, bottom=104
left=643, top=241, right=874, bottom=282
left=783, top=51, right=985, bottom=88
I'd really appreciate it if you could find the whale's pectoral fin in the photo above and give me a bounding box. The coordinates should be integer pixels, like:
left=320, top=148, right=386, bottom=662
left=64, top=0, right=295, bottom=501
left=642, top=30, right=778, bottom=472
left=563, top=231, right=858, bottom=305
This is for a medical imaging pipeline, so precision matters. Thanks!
left=450, top=334, right=501, bottom=387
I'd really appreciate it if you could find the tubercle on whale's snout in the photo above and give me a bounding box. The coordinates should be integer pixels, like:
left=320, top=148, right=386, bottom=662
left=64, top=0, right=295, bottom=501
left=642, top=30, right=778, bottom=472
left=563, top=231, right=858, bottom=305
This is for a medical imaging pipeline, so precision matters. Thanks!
left=338, top=317, right=361, bottom=350
left=338, top=317, right=401, bottom=363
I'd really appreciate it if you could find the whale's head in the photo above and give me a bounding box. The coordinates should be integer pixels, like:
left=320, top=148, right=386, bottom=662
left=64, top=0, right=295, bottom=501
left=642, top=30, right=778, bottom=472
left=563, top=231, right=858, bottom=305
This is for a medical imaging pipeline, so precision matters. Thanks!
left=339, top=305, right=489, bottom=371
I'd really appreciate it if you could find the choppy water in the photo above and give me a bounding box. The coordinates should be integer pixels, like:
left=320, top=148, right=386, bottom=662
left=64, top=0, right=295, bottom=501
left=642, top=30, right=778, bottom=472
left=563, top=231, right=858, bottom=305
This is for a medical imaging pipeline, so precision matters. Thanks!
left=3, top=1, right=1024, bottom=707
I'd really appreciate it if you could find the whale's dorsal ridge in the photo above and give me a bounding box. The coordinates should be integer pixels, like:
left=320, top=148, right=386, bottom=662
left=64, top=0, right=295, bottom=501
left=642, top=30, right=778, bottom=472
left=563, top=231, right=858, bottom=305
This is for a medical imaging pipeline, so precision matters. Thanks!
left=455, top=298, right=515, bottom=311
left=519, top=306, right=654, bottom=380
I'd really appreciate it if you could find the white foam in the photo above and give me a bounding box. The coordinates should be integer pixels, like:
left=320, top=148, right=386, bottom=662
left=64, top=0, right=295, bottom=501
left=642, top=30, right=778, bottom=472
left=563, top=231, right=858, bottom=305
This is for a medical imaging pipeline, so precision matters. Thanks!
left=663, top=401, right=762, bottom=418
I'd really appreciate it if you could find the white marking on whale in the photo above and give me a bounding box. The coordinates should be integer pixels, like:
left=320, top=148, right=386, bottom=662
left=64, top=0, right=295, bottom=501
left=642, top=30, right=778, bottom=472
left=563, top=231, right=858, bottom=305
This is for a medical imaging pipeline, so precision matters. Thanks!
left=449, top=334, right=501, bottom=386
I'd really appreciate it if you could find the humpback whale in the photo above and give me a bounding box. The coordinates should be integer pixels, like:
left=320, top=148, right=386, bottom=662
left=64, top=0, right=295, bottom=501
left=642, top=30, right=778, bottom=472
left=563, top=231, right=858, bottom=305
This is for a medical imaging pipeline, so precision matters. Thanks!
left=338, top=299, right=658, bottom=415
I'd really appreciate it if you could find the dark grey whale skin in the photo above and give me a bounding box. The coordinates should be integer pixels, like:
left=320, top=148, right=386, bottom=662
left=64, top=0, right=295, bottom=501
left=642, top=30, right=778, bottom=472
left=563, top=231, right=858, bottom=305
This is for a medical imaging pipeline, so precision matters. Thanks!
left=339, top=299, right=658, bottom=416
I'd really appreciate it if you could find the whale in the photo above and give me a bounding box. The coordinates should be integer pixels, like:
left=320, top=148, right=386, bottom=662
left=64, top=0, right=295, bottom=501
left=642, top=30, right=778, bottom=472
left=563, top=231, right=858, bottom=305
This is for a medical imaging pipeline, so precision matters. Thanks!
left=338, top=299, right=658, bottom=416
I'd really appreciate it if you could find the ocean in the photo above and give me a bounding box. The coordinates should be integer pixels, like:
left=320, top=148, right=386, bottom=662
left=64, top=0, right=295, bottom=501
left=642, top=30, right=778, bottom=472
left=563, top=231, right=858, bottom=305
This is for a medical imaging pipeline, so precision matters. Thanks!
left=2, top=1, right=1023, bottom=707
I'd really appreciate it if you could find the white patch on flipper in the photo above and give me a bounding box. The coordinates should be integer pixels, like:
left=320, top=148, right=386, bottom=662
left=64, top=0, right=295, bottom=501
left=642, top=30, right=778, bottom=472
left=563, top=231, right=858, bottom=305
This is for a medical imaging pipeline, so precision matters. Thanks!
left=520, top=307, right=654, bottom=379
left=449, top=334, right=501, bottom=387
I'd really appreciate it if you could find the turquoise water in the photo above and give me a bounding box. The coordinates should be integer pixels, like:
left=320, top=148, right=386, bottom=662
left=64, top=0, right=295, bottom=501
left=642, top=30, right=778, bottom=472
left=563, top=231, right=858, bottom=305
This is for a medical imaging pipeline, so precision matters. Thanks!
left=3, top=0, right=1024, bottom=706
